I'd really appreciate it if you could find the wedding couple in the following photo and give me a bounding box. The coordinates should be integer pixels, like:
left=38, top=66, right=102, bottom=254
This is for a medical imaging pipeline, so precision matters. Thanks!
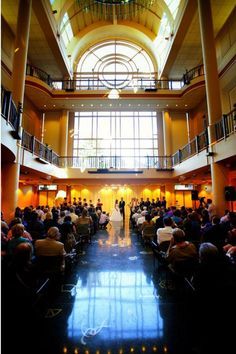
left=110, top=198, right=125, bottom=222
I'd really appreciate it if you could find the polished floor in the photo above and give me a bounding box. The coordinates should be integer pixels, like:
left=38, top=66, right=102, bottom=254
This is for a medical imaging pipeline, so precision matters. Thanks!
left=2, top=219, right=234, bottom=354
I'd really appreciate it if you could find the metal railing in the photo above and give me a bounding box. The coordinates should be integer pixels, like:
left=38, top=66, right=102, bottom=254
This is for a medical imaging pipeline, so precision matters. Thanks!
left=26, top=64, right=52, bottom=86
left=58, top=155, right=173, bottom=169
left=51, top=75, right=184, bottom=92
left=182, top=64, right=204, bottom=85
left=172, top=129, right=209, bottom=165
left=22, top=130, right=60, bottom=166
left=214, top=109, right=236, bottom=141
left=25, top=63, right=205, bottom=92
left=1, top=86, right=19, bottom=132
left=172, top=109, right=235, bottom=165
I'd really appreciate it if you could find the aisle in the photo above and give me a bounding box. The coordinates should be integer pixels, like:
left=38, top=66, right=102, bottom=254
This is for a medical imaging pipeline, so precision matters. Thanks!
left=45, top=219, right=165, bottom=354
left=3, top=220, right=199, bottom=354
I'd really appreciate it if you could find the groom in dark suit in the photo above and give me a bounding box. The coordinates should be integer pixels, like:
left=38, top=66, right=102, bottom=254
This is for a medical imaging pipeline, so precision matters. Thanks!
left=119, top=197, right=125, bottom=220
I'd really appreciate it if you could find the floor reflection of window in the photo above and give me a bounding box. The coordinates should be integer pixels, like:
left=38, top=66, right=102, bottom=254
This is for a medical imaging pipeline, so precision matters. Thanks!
left=73, top=112, right=158, bottom=168
left=67, top=271, right=163, bottom=340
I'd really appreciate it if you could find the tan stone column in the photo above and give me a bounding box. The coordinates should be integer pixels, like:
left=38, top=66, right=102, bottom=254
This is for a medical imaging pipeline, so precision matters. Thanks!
left=2, top=0, right=32, bottom=222
left=162, top=111, right=172, bottom=156
left=67, top=112, right=75, bottom=157
left=12, top=0, right=32, bottom=109
left=198, top=0, right=225, bottom=215
left=157, top=112, right=164, bottom=156
left=1, top=163, right=21, bottom=222
left=60, top=110, right=69, bottom=156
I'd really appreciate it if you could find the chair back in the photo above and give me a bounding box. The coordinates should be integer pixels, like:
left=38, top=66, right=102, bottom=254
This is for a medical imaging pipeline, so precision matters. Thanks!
left=142, top=224, right=156, bottom=238
left=36, top=255, right=64, bottom=276
left=159, top=240, right=170, bottom=252
left=76, top=222, right=91, bottom=243
left=76, top=222, right=90, bottom=235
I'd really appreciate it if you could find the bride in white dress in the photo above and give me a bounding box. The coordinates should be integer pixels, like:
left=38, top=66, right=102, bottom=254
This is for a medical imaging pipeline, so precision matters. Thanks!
left=110, top=199, right=123, bottom=222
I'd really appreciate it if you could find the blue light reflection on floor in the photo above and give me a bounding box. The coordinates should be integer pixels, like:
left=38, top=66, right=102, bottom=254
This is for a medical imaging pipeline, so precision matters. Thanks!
left=67, top=271, right=163, bottom=340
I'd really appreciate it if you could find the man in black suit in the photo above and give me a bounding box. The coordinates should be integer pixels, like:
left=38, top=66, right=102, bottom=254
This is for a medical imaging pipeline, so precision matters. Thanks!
left=119, top=197, right=125, bottom=220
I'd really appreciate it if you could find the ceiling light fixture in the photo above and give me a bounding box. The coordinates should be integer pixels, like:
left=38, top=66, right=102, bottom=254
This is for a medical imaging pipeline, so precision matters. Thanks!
left=108, top=88, right=119, bottom=99
left=77, top=0, right=155, bottom=20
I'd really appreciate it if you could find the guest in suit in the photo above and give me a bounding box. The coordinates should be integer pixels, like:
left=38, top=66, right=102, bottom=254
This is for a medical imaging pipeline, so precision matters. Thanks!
left=119, top=197, right=125, bottom=220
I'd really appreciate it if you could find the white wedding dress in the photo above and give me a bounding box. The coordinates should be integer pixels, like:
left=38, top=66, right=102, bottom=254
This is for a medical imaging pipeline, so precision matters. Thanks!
left=110, top=204, right=123, bottom=222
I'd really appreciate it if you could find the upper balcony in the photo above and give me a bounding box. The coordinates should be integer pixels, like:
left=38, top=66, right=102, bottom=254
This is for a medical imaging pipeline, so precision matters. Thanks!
left=2, top=80, right=235, bottom=182
left=24, top=64, right=206, bottom=111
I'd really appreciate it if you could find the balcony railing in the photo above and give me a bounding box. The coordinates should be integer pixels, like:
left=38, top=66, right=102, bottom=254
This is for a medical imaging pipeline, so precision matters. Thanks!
left=26, top=64, right=51, bottom=86
left=51, top=75, right=184, bottom=92
left=58, top=155, right=173, bottom=170
left=25, top=63, right=205, bottom=92
left=172, top=109, right=235, bottom=165
left=1, top=86, right=20, bottom=133
left=22, top=130, right=60, bottom=166
left=214, top=109, right=236, bottom=141
left=182, top=64, right=204, bottom=85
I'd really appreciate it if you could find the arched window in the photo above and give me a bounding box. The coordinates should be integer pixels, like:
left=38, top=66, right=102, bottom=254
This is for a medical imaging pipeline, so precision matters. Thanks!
left=76, top=40, right=155, bottom=90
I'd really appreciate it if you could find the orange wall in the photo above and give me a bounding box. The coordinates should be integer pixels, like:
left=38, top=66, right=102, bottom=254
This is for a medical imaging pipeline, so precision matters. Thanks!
left=16, top=182, right=234, bottom=213
left=17, top=185, right=38, bottom=209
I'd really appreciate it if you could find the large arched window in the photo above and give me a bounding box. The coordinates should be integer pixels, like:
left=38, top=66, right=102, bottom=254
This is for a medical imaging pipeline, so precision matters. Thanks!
left=76, top=40, right=156, bottom=90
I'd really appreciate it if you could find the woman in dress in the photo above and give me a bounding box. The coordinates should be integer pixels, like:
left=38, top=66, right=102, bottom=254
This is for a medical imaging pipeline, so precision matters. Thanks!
left=110, top=199, right=123, bottom=222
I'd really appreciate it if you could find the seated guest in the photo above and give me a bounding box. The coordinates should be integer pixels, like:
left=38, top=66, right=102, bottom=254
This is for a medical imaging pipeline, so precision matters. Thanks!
left=166, top=228, right=198, bottom=274
left=141, top=214, right=155, bottom=244
left=88, top=207, right=99, bottom=234
left=99, top=211, right=110, bottom=229
left=34, top=226, right=66, bottom=272
left=75, top=208, right=93, bottom=227
left=141, top=213, right=154, bottom=232
left=60, top=216, right=77, bottom=253
left=193, top=242, right=234, bottom=302
left=7, top=224, right=33, bottom=257
left=156, top=216, right=175, bottom=245
left=7, top=217, right=32, bottom=241
left=155, top=210, right=164, bottom=231
left=27, top=211, right=45, bottom=241
left=201, top=215, right=227, bottom=251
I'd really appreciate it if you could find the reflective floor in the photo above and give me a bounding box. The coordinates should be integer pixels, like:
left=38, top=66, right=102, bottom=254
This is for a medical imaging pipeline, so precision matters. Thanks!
left=2, top=219, right=234, bottom=354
